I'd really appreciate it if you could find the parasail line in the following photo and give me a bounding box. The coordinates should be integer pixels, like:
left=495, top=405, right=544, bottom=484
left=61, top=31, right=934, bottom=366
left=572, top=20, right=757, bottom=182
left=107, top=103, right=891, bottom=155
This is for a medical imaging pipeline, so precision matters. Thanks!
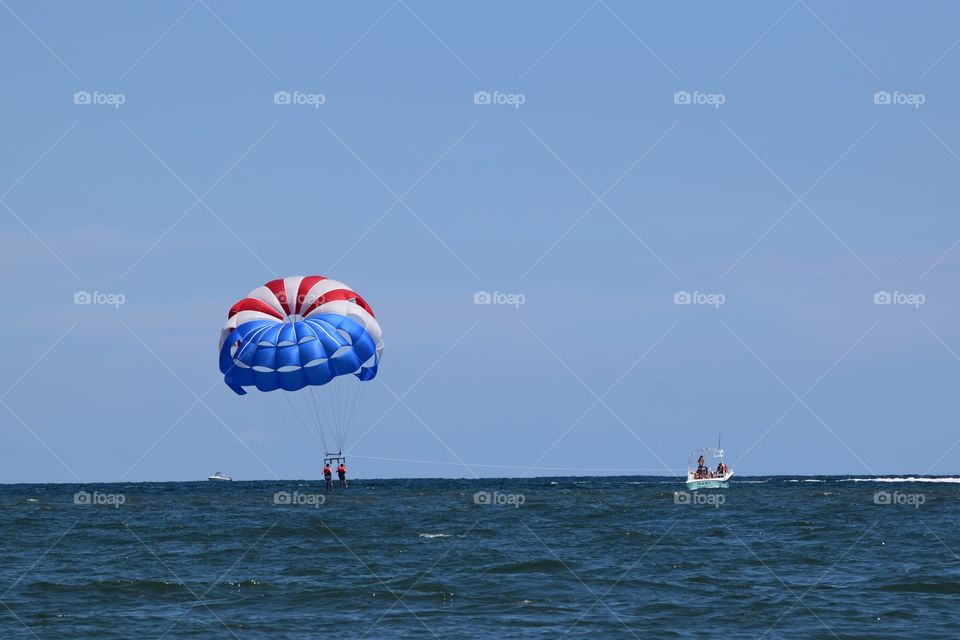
left=348, top=454, right=686, bottom=474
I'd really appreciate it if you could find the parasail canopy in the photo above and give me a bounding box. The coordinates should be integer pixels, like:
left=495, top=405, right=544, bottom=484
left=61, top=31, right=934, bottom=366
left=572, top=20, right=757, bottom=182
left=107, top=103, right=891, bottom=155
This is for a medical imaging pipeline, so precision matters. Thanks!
left=218, top=275, right=383, bottom=454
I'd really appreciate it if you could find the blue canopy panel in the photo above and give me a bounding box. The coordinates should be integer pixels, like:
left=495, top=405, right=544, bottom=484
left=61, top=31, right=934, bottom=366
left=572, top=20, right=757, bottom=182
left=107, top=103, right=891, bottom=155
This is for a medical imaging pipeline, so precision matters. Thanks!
left=219, top=314, right=379, bottom=395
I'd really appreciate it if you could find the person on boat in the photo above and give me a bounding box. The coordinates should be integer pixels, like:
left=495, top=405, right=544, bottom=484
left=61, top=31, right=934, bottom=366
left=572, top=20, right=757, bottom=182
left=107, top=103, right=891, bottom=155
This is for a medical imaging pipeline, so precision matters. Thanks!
left=716, top=461, right=725, bottom=476
left=696, top=455, right=708, bottom=478
left=337, top=463, right=347, bottom=488
left=323, top=463, right=333, bottom=492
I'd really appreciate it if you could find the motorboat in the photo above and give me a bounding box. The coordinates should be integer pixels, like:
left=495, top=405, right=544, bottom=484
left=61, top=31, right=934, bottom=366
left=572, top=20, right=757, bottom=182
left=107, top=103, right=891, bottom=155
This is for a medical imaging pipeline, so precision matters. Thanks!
left=207, top=471, right=232, bottom=481
left=686, top=444, right=733, bottom=490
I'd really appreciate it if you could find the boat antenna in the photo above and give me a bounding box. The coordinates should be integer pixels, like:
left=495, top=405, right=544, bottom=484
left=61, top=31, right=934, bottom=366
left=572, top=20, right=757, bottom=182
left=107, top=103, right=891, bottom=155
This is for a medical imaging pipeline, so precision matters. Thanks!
left=717, top=432, right=722, bottom=450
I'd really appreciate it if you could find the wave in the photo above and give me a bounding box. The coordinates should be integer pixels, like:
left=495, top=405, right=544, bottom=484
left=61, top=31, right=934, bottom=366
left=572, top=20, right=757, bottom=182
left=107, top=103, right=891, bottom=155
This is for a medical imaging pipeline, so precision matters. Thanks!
left=418, top=533, right=452, bottom=539
left=838, top=477, right=960, bottom=484
left=23, top=579, right=189, bottom=596
left=878, top=580, right=960, bottom=594
left=487, top=559, right=568, bottom=574
left=786, top=479, right=825, bottom=483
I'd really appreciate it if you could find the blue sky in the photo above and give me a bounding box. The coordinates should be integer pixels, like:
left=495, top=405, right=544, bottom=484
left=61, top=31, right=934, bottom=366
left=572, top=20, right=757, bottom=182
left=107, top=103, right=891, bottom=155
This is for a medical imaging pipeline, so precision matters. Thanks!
left=2, top=1, right=960, bottom=482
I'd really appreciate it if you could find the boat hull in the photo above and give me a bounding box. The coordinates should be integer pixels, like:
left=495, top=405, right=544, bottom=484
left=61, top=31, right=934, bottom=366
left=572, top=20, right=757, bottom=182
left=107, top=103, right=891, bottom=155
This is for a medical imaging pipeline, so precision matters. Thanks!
left=685, top=471, right=733, bottom=490
left=686, top=478, right=729, bottom=490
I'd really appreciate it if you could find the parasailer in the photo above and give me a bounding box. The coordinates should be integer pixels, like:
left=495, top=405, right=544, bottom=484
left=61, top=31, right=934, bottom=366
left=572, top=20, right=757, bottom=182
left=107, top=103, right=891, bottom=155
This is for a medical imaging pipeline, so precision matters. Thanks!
left=218, top=275, right=383, bottom=479
left=323, top=463, right=333, bottom=492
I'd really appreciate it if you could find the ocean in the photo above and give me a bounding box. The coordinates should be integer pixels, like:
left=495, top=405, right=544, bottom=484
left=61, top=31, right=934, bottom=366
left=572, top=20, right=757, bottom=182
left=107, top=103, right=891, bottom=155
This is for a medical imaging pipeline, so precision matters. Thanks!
left=1, top=476, right=958, bottom=639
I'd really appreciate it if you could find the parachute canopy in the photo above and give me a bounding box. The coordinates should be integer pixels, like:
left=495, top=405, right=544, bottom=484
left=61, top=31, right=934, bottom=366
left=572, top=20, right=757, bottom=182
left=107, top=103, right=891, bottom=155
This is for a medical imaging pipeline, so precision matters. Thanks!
left=219, top=275, right=383, bottom=396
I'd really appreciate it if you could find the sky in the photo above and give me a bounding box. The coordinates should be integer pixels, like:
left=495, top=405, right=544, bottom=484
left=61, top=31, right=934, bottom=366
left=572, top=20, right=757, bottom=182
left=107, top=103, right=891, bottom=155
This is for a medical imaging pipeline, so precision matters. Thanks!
left=2, top=1, right=960, bottom=482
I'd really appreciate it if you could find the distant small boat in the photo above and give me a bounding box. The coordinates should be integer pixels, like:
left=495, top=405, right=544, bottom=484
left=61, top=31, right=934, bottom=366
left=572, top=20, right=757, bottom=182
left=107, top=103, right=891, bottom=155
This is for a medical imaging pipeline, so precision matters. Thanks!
left=686, top=436, right=733, bottom=490
left=207, top=471, right=232, bottom=481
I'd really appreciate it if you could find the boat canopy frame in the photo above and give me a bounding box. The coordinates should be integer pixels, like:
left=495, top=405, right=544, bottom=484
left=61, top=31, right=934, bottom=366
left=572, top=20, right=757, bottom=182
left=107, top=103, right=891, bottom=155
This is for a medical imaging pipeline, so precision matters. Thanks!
left=688, top=447, right=726, bottom=473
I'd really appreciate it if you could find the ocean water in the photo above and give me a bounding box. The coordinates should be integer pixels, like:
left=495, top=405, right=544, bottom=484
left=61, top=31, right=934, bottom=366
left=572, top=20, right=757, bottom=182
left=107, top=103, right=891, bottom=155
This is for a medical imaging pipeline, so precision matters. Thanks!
left=1, top=476, right=958, bottom=639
